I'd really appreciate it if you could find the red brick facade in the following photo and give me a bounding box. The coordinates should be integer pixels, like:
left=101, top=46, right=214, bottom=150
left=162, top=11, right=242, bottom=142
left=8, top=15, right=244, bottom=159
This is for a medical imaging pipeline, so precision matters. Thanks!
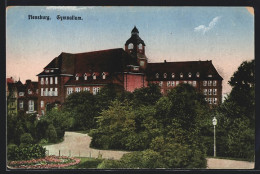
left=37, top=27, right=223, bottom=115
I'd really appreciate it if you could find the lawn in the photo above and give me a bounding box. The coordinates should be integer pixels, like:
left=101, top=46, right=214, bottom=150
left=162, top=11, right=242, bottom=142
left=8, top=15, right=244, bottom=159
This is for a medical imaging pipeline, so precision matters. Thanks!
left=65, top=157, right=104, bottom=169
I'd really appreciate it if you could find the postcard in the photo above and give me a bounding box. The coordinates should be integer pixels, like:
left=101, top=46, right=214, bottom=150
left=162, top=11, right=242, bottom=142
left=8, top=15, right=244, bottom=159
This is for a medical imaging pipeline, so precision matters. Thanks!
left=6, top=6, right=255, bottom=169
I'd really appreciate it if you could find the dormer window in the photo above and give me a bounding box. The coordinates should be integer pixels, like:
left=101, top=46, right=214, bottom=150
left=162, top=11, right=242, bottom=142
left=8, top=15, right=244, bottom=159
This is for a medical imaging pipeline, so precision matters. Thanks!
left=171, top=73, right=175, bottom=78
left=208, top=74, right=213, bottom=77
left=188, top=72, right=192, bottom=78
left=102, top=72, right=106, bottom=79
left=155, top=73, right=159, bottom=79
left=128, top=43, right=133, bottom=49
left=45, top=69, right=49, bottom=73
left=180, top=73, right=183, bottom=78
left=84, top=73, right=88, bottom=80
left=75, top=74, right=79, bottom=81
left=92, top=73, right=96, bottom=80
left=164, top=73, right=167, bottom=79
left=196, top=72, right=200, bottom=78
left=28, top=89, right=32, bottom=94
left=50, top=70, right=54, bottom=72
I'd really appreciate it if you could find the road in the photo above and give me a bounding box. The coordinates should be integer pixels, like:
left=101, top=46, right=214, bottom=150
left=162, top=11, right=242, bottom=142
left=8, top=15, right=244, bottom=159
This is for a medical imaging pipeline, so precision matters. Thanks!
left=44, top=131, right=255, bottom=169
left=44, top=131, right=129, bottom=160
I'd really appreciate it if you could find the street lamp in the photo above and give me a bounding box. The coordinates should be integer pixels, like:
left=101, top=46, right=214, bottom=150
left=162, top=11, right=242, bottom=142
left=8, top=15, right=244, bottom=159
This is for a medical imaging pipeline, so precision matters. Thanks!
left=212, top=117, right=217, bottom=157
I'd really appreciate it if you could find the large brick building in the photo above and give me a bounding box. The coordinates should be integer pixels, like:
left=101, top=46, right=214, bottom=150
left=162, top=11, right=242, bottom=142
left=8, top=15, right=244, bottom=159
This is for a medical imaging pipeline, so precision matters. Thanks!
left=37, top=27, right=223, bottom=115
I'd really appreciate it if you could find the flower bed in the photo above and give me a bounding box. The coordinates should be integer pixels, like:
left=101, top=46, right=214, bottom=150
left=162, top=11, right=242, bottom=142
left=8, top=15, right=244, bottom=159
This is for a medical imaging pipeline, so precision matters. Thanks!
left=7, top=155, right=81, bottom=169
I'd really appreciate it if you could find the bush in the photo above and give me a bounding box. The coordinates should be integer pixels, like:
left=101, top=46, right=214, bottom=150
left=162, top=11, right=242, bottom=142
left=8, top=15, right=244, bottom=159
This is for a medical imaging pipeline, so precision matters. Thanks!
left=97, top=159, right=122, bottom=169
left=20, top=133, right=33, bottom=145
left=7, top=144, right=46, bottom=161
left=7, top=144, right=18, bottom=161
left=46, top=124, right=58, bottom=143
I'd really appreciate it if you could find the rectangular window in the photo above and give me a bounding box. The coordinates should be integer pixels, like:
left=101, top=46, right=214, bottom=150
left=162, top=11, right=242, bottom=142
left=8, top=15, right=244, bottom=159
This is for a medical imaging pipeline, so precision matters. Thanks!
left=28, top=100, right=34, bottom=111
left=93, top=87, right=97, bottom=95
left=75, top=87, right=81, bottom=92
left=50, top=77, right=53, bottom=84
left=159, top=81, right=163, bottom=87
left=67, top=88, right=73, bottom=95
left=171, top=81, right=175, bottom=87
left=41, top=78, right=44, bottom=85
left=45, top=78, right=48, bottom=85
left=41, top=88, right=44, bottom=96
left=49, top=88, right=53, bottom=96
left=213, top=89, right=217, bottom=95
left=203, top=89, right=207, bottom=95
left=19, top=92, right=24, bottom=96
left=184, top=81, right=187, bottom=84
left=176, top=81, right=179, bottom=86
left=97, top=87, right=100, bottom=93
left=208, top=98, right=212, bottom=104
left=203, top=81, right=207, bottom=86
left=208, top=81, right=212, bottom=86
left=205, top=98, right=207, bottom=102
left=55, top=77, right=58, bottom=84
left=213, top=80, right=217, bottom=86
left=84, top=76, right=87, bottom=80
left=41, top=101, right=44, bottom=108
left=208, top=89, right=212, bottom=95
left=188, top=81, right=192, bottom=85
left=213, top=98, right=217, bottom=104
left=193, top=81, right=197, bottom=87
left=83, top=87, right=90, bottom=91
left=54, top=88, right=58, bottom=96
left=19, top=101, right=23, bottom=109
left=45, top=88, right=48, bottom=96
left=167, top=81, right=171, bottom=87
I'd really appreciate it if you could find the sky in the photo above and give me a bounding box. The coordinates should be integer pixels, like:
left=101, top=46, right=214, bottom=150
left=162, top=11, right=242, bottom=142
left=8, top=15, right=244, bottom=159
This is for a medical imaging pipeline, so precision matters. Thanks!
left=6, top=6, right=254, bottom=95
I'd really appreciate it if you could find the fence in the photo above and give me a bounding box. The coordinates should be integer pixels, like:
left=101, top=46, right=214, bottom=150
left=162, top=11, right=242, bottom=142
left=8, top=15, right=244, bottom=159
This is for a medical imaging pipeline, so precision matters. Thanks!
left=45, top=149, right=115, bottom=160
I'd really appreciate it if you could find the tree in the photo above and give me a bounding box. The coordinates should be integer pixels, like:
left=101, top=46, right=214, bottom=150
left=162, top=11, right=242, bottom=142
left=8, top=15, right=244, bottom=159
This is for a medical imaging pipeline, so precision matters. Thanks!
left=90, top=100, right=136, bottom=150
left=216, top=59, right=255, bottom=160
left=132, top=83, right=162, bottom=107
left=63, top=91, right=98, bottom=130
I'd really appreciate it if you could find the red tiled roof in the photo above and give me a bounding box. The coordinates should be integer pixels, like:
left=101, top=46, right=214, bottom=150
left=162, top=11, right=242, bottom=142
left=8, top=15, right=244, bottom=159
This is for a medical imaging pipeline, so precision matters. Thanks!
left=38, top=48, right=137, bottom=76
left=146, top=60, right=223, bottom=80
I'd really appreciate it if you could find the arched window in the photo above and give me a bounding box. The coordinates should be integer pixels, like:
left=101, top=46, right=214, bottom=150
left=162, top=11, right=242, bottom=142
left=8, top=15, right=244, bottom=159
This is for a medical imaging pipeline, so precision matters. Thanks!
left=138, top=43, right=142, bottom=50
left=188, top=72, right=192, bottom=78
left=196, top=72, right=200, bottom=77
left=171, top=73, right=175, bottom=78
left=180, top=73, right=183, bottom=78
left=128, top=43, right=134, bottom=49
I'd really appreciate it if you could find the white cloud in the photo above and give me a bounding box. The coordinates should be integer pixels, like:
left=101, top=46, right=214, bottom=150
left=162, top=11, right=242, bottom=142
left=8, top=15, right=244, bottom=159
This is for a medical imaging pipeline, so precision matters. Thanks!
left=194, top=16, right=221, bottom=34
left=46, top=6, right=92, bottom=11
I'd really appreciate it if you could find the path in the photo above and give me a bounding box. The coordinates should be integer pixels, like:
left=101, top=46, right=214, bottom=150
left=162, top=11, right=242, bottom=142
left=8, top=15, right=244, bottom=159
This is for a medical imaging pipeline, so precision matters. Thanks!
left=44, top=132, right=255, bottom=168
left=44, top=132, right=129, bottom=160
left=207, top=158, right=254, bottom=169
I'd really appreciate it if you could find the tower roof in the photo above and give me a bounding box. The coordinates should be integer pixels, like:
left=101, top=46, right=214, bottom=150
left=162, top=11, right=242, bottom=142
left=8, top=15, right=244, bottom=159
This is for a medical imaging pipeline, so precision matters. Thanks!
left=131, top=26, right=139, bottom=34
left=125, top=26, right=146, bottom=46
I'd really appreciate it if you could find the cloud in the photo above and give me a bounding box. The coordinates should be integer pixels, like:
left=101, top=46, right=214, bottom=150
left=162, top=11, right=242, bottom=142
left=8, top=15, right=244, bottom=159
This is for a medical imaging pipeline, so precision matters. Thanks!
left=194, top=16, right=221, bottom=34
left=46, top=6, right=92, bottom=11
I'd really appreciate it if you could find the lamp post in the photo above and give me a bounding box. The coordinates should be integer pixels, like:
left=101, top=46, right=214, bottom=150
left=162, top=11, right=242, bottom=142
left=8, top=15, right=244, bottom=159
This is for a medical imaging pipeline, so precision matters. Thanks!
left=212, top=117, right=217, bottom=157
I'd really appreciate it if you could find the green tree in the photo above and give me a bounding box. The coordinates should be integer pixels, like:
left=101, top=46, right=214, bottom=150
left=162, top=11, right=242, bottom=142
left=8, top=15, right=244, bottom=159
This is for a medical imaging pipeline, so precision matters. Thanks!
left=132, top=83, right=162, bottom=107
left=63, top=91, right=98, bottom=130
left=216, top=59, right=255, bottom=160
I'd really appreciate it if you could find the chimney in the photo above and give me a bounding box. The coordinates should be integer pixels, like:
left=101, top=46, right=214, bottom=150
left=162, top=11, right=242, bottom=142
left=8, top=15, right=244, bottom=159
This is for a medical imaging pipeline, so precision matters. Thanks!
left=26, top=79, right=31, bottom=84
